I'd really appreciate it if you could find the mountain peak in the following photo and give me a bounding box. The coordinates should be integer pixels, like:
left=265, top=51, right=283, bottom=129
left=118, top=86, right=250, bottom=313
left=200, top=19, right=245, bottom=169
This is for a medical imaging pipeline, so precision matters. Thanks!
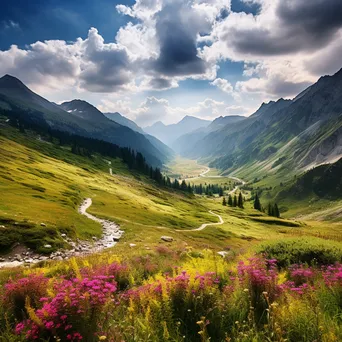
left=0, top=74, right=28, bottom=90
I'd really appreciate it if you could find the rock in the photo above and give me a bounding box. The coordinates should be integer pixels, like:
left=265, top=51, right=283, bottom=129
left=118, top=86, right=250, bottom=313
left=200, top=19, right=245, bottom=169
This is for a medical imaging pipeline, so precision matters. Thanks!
left=54, top=256, right=63, bottom=261
left=161, top=236, right=173, bottom=242
left=24, top=258, right=34, bottom=263
left=92, top=236, right=97, bottom=241
left=41, top=223, right=46, bottom=227
left=0, top=225, right=5, bottom=228
left=61, top=233, right=67, bottom=238
left=217, top=251, right=229, bottom=258
left=0, top=258, right=5, bottom=262
left=44, top=244, right=52, bottom=248
left=129, top=243, right=136, bottom=248
left=15, top=254, right=22, bottom=261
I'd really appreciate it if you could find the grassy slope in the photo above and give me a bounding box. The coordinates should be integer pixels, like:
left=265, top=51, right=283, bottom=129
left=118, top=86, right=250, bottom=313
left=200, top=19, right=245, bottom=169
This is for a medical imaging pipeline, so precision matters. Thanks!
left=0, top=121, right=222, bottom=253
left=1, top=118, right=341, bottom=257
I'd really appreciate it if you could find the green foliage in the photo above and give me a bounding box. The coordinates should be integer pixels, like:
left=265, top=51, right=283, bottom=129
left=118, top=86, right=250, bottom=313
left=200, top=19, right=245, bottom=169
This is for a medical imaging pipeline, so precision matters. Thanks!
left=257, top=238, right=342, bottom=267
left=254, top=193, right=262, bottom=211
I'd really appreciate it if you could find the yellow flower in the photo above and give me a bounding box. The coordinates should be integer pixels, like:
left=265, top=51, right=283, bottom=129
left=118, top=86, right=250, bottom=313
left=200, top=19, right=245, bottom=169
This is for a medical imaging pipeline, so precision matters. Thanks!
left=99, top=336, right=107, bottom=341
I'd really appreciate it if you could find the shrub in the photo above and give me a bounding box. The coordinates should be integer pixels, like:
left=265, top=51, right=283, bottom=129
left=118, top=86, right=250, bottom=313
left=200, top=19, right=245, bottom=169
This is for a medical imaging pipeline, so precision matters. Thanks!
left=257, top=238, right=342, bottom=267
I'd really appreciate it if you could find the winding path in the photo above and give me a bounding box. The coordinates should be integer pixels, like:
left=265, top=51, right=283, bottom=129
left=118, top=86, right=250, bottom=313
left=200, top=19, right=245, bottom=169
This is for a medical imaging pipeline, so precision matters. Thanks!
left=78, top=198, right=123, bottom=249
left=176, top=210, right=224, bottom=232
left=0, top=199, right=123, bottom=269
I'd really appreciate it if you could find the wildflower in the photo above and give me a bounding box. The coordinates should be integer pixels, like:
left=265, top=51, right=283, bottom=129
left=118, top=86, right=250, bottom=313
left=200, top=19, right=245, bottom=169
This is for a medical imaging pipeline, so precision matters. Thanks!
left=99, top=336, right=107, bottom=341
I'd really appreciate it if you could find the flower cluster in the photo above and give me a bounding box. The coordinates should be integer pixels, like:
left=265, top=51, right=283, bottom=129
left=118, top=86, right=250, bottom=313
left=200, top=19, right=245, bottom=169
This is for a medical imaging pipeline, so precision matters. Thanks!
left=322, top=263, right=342, bottom=287
left=15, top=275, right=117, bottom=340
left=3, top=273, right=48, bottom=321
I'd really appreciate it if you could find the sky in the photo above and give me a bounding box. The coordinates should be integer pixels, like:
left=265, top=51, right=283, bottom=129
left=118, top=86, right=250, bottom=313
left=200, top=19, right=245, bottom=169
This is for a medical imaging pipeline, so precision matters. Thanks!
left=1, top=0, right=342, bottom=126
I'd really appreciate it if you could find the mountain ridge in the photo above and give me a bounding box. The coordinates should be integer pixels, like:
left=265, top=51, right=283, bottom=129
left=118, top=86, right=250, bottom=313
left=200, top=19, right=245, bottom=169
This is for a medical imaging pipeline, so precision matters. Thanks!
left=0, top=75, right=169, bottom=166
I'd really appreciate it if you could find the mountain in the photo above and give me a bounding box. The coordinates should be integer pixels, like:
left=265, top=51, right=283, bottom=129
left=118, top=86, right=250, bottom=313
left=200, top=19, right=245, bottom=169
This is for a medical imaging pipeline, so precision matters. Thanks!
left=60, top=100, right=109, bottom=123
left=104, top=112, right=144, bottom=134
left=278, top=157, right=342, bottom=200
left=0, top=75, right=169, bottom=166
left=210, top=68, right=342, bottom=175
left=104, top=111, right=175, bottom=159
left=175, top=99, right=291, bottom=159
left=144, top=115, right=211, bottom=146
left=172, top=115, right=245, bottom=154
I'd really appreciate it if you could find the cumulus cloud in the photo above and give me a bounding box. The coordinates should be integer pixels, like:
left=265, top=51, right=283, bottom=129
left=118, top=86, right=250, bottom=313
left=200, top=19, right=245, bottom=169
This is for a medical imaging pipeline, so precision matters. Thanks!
left=1, top=0, right=342, bottom=118
left=99, top=95, right=229, bottom=126
left=210, top=78, right=233, bottom=93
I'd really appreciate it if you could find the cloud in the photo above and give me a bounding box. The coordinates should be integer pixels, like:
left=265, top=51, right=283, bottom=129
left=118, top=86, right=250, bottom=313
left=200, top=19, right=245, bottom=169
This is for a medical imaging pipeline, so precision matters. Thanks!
left=225, top=105, right=250, bottom=115
left=2, top=20, right=20, bottom=30
left=1, top=0, right=342, bottom=109
left=210, top=78, right=233, bottom=93
left=79, top=28, right=134, bottom=92
left=99, top=95, right=229, bottom=126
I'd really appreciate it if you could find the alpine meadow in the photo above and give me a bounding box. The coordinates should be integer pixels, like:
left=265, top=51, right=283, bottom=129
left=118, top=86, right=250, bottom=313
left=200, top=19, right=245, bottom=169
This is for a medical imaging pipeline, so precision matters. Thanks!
left=1, top=1, right=342, bottom=341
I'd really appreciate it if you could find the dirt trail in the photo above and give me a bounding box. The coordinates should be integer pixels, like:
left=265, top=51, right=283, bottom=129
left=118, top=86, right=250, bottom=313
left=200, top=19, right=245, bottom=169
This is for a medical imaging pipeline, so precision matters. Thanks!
left=0, top=199, right=123, bottom=269
left=176, top=210, right=224, bottom=232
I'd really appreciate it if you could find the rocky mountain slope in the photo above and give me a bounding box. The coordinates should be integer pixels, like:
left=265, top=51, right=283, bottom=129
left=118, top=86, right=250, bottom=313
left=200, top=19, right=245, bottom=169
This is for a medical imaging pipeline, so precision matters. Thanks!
left=0, top=75, right=170, bottom=166
left=172, top=68, right=342, bottom=178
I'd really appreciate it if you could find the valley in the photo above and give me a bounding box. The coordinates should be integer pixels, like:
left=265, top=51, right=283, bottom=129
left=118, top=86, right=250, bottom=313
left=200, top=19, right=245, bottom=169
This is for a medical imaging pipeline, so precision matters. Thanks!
left=1, top=2, right=342, bottom=340
left=0, top=71, right=341, bottom=341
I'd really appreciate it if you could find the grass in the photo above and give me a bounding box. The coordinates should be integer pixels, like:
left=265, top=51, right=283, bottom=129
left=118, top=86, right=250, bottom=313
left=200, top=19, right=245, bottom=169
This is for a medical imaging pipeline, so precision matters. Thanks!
left=257, top=237, right=342, bottom=267
left=0, top=122, right=222, bottom=253
left=164, top=156, right=208, bottom=179
left=1, top=122, right=342, bottom=341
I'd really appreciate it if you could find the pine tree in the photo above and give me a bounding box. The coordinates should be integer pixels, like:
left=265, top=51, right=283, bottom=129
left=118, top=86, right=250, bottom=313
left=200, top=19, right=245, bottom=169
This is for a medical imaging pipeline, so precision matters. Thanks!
left=222, top=197, right=227, bottom=206
left=238, top=192, right=244, bottom=208
left=233, top=195, right=237, bottom=207
left=219, top=187, right=224, bottom=197
left=274, top=203, right=280, bottom=218
left=254, top=193, right=262, bottom=211
left=228, top=194, right=233, bottom=206
left=180, top=180, right=188, bottom=191
left=267, top=203, right=274, bottom=216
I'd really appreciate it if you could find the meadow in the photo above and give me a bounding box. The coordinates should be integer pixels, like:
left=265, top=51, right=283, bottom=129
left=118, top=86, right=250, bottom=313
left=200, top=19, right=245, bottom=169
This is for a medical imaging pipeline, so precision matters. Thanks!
left=1, top=240, right=342, bottom=342
left=1, top=121, right=342, bottom=341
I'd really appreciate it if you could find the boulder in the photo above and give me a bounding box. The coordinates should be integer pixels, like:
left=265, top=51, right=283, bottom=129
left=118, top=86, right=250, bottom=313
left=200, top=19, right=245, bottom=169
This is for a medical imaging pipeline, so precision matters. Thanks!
left=41, top=223, right=46, bottom=227
left=161, top=236, right=173, bottom=242
left=129, top=243, right=137, bottom=248
left=44, top=244, right=52, bottom=248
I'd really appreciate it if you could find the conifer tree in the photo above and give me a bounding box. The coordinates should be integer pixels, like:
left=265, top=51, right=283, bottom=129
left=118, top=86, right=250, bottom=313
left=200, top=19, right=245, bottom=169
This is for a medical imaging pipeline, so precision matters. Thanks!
left=222, top=197, right=227, bottom=206
left=228, top=194, right=233, bottom=206
left=254, top=193, right=262, bottom=211
left=180, top=180, right=188, bottom=191
left=267, top=203, right=274, bottom=216
left=274, top=203, right=280, bottom=218
left=238, top=192, right=244, bottom=208
left=233, top=195, right=238, bottom=207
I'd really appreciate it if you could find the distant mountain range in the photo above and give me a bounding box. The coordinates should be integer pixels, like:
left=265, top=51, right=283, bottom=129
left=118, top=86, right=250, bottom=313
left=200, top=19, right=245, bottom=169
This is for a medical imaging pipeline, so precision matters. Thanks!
left=172, top=68, right=342, bottom=178
left=144, top=116, right=211, bottom=146
left=104, top=112, right=144, bottom=134
left=0, top=75, right=172, bottom=166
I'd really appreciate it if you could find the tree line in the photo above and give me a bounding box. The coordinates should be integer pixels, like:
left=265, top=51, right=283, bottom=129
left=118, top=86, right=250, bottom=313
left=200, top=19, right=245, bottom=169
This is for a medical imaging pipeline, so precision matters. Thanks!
left=222, top=192, right=244, bottom=208
left=253, top=193, right=280, bottom=218
left=4, top=109, right=195, bottom=193
left=192, top=184, right=231, bottom=196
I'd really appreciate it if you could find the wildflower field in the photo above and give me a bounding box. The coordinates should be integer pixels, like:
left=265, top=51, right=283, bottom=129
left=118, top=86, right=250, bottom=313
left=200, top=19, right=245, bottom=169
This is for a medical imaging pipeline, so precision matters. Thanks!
left=1, top=240, right=342, bottom=342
